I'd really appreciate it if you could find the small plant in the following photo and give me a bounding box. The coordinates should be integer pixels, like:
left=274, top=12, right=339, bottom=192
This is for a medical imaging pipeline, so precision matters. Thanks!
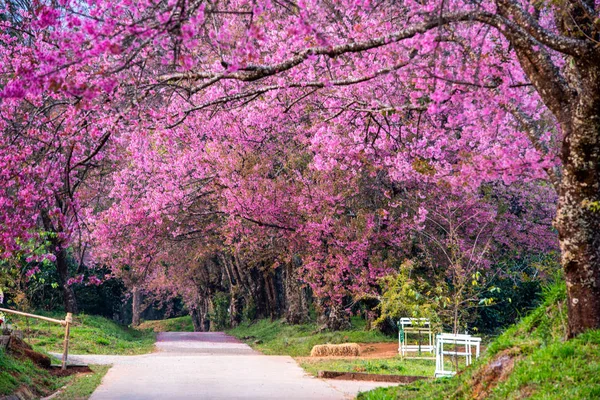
left=242, top=298, right=257, bottom=322
left=210, top=292, right=230, bottom=330
left=96, top=337, right=111, bottom=346
left=376, top=260, right=442, bottom=329
left=0, top=312, right=7, bottom=330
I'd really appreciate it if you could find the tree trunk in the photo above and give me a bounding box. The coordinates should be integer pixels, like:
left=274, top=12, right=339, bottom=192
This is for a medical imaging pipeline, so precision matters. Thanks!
left=317, top=299, right=350, bottom=331
left=493, top=1, right=600, bottom=337
left=228, top=286, right=243, bottom=327
left=556, top=101, right=600, bottom=337
left=131, top=287, right=142, bottom=327
left=284, top=262, right=309, bottom=324
left=219, top=253, right=243, bottom=327
left=326, top=303, right=351, bottom=331
left=55, top=247, right=78, bottom=314
left=200, top=298, right=211, bottom=331
left=190, top=297, right=211, bottom=332
left=248, top=268, right=269, bottom=319
left=190, top=307, right=202, bottom=332
left=264, top=273, right=279, bottom=319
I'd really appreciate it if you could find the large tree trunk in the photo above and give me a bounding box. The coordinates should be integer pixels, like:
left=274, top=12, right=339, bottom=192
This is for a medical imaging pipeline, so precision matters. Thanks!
left=316, top=299, right=350, bottom=331
left=247, top=267, right=269, bottom=319
left=56, top=247, right=78, bottom=314
left=325, top=303, right=351, bottom=331
left=555, top=81, right=600, bottom=337
left=131, top=287, right=142, bottom=327
left=493, top=0, right=600, bottom=337
left=284, top=261, right=309, bottom=324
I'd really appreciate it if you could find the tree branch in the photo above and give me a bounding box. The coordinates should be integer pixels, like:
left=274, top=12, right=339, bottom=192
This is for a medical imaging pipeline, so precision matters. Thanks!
left=165, top=60, right=410, bottom=127
left=496, top=0, right=593, bottom=57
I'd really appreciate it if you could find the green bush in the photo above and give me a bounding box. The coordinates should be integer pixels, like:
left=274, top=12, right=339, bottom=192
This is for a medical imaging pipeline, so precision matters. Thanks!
left=210, top=292, right=230, bottom=330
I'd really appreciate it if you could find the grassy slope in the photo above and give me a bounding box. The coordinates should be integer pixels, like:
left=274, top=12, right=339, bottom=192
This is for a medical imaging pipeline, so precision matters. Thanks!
left=0, top=350, right=65, bottom=397
left=227, top=316, right=395, bottom=357
left=136, top=316, right=194, bottom=332
left=359, top=282, right=600, bottom=400
left=8, top=312, right=156, bottom=355
left=0, top=351, right=108, bottom=400
left=1, top=311, right=150, bottom=399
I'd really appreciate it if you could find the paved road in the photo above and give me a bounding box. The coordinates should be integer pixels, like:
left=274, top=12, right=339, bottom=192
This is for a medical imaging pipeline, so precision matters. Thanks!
left=62, top=332, right=397, bottom=400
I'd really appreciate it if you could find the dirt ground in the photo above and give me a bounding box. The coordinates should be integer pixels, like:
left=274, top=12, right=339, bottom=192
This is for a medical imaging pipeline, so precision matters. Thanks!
left=49, top=365, right=93, bottom=377
left=358, top=342, right=399, bottom=358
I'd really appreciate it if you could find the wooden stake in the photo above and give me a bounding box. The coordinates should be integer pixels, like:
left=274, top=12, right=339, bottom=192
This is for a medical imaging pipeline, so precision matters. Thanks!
left=61, top=313, right=73, bottom=371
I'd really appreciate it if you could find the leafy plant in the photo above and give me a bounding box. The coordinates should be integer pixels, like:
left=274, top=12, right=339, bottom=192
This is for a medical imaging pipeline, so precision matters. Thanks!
left=375, top=260, right=442, bottom=329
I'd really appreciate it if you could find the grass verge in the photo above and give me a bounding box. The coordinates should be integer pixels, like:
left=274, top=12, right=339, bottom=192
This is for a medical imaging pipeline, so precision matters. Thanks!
left=227, top=316, right=395, bottom=357
left=358, top=281, right=600, bottom=399
left=299, top=357, right=435, bottom=377
left=7, top=313, right=156, bottom=355
left=53, top=365, right=110, bottom=400
left=136, top=316, right=194, bottom=332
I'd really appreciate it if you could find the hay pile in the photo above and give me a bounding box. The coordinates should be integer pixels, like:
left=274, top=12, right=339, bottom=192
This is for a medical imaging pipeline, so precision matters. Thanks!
left=310, top=343, right=361, bottom=357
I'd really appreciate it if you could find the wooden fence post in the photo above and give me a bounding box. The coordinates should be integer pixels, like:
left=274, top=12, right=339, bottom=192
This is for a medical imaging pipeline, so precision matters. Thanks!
left=61, top=313, right=73, bottom=370
left=0, top=308, right=74, bottom=367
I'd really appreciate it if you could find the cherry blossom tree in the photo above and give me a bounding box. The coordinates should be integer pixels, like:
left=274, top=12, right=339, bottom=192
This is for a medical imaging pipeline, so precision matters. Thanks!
left=1, top=0, right=597, bottom=335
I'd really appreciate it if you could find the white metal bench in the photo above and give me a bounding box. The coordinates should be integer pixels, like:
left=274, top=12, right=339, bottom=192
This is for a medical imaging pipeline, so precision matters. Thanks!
left=434, top=333, right=481, bottom=377
left=398, top=318, right=434, bottom=358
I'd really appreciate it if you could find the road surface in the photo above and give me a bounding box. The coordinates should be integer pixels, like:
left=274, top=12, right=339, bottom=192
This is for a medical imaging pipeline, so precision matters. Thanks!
left=61, top=332, right=397, bottom=399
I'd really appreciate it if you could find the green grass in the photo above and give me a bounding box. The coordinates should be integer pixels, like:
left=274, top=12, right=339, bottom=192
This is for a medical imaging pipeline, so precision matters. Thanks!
left=0, top=350, right=68, bottom=397
left=0, top=350, right=108, bottom=400
left=136, top=316, right=194, bottom=332
left=54, top=365, right=110, bottom=400
left=299, top=357, right=435, bottom=377
left=7, top=312, right=156, bottom=355
left=227, top=316, right=395, bottom=357
left=359, top=281, right=600, bottom=400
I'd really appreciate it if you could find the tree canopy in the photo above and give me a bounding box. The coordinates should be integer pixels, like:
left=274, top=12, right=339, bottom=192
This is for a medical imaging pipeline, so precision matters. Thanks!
left=1, top=0, right=599, bottom=335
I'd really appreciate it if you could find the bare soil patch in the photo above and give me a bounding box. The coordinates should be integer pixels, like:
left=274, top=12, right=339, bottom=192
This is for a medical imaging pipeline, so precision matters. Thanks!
left=7, top=336, right=51, bottom=368
left=358, top=342, right=399, bottom=358
left=317, top=370, right=428, bottom=383
left=7, top=334, right=91, bottom=377
left=471, top=348, right=521, bottom=400
left=49, top=365, right=93, bottom=377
